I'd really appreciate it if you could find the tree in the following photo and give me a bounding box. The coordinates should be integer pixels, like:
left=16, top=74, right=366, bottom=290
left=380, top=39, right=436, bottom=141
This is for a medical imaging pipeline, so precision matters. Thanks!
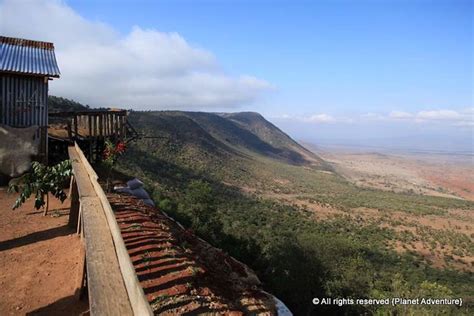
left=8, top=160, right=72, bottom=215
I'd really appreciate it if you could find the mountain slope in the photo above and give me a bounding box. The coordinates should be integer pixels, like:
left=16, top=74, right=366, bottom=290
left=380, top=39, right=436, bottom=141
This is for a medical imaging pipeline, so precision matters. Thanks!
left=184, top=111, right=325, bottom=165
left=127, top=110, right=330, bottom=184
left=221, top=111, right=322, bottom=163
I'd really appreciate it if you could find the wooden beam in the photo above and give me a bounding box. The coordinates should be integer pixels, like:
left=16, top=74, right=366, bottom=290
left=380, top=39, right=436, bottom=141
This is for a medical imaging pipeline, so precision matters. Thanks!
left=68, top=147, right=96, bottom=198
left=81, top=196, right=133, bottom=316
left=73, top=115, right=78, bottom=138
left=68, top=144, right=152, bottom=316
left=93, top=172, right=154, bottom=316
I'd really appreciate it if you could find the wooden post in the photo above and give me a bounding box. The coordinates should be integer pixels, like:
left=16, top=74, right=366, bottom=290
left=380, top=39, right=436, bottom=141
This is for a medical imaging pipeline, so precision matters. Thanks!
left=114, top=114, right=118, bottom=138
left=99, top=114, right=103, bottom=137
left=74, top=115, right=78, bottom=138
left=68, top=174, right=75, bottom=200
left=67, top=121, right=72, bottom=140
left=75, top=243, right=87, bottom=301
left=88, top=115, right=92, bottom=137
left=77, top=202, right=83, bottom=236
left=68, top=177, right=80, bottom=229
left=119, top=115, right=124, bottom=138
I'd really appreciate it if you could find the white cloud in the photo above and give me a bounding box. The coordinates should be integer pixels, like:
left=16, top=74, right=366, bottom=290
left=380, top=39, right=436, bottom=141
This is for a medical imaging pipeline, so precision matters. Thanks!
left=416, top=110, right=461, bottom=121
left=270, top=113, right=352, bottom=124
left=305, top=114, right=336, bottom=123
left=273, top=108, right=473, bottom=128
left=389, top=111, right=413, bottom=119
left=0, top=0, right=271, bottom=110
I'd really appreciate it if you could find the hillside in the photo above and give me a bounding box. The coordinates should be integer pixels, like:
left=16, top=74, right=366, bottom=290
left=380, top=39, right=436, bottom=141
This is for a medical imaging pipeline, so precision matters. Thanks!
left=49, top=98, right=474, bottom=314
left=125, top=110, right=331, bottom=189
left=129, top=110, right=328, bottom=167
left=48, top=96, right=89, bottom=113
left=220, top=112, right=324, bottom=164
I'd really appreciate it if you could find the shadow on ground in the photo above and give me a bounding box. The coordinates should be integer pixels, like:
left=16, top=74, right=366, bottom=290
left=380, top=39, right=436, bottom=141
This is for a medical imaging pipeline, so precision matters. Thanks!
left=0, top=224, right=73, bottom=252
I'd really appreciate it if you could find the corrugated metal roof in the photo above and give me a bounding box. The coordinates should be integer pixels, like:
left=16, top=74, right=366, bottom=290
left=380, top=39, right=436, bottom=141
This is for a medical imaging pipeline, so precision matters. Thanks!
left=0, top=36, right=60, bottom=77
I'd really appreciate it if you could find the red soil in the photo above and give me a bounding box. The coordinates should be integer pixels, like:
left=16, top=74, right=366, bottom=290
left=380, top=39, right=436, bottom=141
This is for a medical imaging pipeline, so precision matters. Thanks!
left=107, top=193, right=276, bottom=315
left=0, top=188, right=88, bottom=315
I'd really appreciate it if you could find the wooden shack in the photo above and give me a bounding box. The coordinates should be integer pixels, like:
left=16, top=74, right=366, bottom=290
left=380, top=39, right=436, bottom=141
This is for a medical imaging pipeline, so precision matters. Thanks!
left=0, top=36, right=60, bottom=163
left=49, top=109, right=138, bottom=163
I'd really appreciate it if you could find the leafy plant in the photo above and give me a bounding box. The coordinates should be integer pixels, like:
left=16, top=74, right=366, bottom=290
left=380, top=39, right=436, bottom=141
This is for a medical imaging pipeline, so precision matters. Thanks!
left=8, top=160, right=72, bottom=215
left=102, top=139, right=126, bottom=192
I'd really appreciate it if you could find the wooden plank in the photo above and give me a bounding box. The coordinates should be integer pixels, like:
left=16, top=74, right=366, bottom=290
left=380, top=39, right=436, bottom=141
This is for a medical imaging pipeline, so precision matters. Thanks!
left=76, top=144, right=152, bottom=316
left=107, top=114, right=111, bottom=136
left=99, top=114, right=103, bottom=137
left=81, top=196, right=133, bottom=316
left=114, top=114, right=120, bottom=135
left=104, top=114, right=107, bottom=136
left=88, top=115, right=92, bottom=138
left=68, top=144, right=152, bottom=315
left=74, top=143, right=98, bottom=179
left=92, top=179, right=153, bottom=316
left=94, top=115, right=98, bottom=137
left=68, top=147, right=96, bottom=198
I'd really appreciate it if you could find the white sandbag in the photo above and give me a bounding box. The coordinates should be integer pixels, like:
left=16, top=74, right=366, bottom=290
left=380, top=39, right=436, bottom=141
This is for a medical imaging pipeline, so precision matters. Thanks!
left=130, top=187, right=150, bottom=200
left=142, top=199, right=155, bottom=207
left=126, top=178, right=144, bottom=190
left=114, top=186, right=133, bottom=194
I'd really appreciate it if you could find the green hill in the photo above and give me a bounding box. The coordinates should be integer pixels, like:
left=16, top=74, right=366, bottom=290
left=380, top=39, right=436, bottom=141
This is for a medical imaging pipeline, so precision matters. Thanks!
left=48, top=96, right=89, bottom=112
left=129, top=110, right=328, bottom=166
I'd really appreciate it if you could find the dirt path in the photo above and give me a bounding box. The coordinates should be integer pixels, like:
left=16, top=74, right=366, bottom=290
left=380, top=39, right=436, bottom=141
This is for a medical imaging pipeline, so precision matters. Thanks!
left=0, top=188, right=88, bottom=315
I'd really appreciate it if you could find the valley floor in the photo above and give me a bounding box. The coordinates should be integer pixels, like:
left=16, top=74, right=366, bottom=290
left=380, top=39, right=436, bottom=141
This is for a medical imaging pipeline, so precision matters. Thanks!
left=315, top=145, right=474, bottom=201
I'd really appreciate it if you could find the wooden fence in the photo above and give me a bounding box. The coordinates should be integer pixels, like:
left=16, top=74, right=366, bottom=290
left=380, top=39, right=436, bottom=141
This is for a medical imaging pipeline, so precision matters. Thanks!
left=50, top=110, right=129, bottom=139
left=68, top=143, right=153, bottom=316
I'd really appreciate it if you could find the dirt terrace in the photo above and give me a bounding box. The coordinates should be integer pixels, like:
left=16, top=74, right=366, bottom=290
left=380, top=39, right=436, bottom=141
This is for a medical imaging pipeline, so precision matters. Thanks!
left=0, top=188, right=88, bottom=315
left=107, top=193, right=277, bottom=315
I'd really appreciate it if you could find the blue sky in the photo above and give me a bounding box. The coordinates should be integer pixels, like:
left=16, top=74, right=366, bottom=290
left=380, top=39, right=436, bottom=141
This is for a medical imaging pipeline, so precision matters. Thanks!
left=68, top=0, right=472, bottom=114
left=2, top=0, right=472, bottom=150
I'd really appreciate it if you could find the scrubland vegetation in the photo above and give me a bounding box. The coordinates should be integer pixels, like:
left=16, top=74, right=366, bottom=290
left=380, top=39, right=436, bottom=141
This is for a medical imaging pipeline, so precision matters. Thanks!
left=113, top=110, right=474, bottom=315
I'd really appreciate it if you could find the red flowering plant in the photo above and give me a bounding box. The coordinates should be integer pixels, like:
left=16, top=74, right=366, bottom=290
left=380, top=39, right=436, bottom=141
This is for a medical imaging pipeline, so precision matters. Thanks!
left=102, top=139, right=126, bottom=192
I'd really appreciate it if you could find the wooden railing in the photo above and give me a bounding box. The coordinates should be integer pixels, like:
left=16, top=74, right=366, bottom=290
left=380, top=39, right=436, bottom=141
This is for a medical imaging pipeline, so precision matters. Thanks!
left=50, top=110, right=128, bottom=139
left=68, top=143, right=152, bottom=316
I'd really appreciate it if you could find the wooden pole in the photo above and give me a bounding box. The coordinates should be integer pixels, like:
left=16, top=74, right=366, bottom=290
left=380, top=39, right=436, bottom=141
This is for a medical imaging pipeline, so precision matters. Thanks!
left=68, top=178, right=80, bottom=228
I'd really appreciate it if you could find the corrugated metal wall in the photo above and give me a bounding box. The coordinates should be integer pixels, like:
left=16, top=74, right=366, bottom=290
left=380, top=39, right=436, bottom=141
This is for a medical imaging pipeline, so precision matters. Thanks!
left=0, top=74, right=48, bottom=162
left=0, top=74, right=48, bottom=127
